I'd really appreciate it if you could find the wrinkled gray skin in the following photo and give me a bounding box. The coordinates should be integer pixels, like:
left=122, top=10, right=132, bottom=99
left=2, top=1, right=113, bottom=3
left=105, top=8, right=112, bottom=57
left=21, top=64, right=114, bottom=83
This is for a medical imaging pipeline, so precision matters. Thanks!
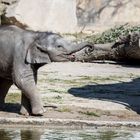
left=0, top=25, right=91, bottom=116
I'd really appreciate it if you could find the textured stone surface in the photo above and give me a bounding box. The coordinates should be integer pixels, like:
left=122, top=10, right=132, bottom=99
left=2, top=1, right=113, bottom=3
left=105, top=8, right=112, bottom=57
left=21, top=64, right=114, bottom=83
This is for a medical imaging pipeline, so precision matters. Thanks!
left=1, top=117, right=140, bottom=127
left=77, top=0, right=140, bottom=26
left=0, top=0, right=140, bottom=33
left=4, top=62, right=140, bottom=122
left=5, top=0, right=77, bottom=33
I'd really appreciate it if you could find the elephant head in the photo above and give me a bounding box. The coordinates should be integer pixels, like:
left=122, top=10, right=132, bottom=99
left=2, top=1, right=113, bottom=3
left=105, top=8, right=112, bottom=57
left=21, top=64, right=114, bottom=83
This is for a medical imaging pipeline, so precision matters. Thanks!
left=26, top=32, right=93, bottom=64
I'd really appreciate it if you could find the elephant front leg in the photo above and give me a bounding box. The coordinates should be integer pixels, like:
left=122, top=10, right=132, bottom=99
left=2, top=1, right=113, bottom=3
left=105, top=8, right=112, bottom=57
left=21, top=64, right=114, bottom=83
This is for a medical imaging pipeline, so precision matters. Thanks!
left=14, top=78, right=45, bottom=115
left=13, top=64, right=46, bottom=116
left=20, top=92, right=44, bottom=116
left=0, top=78, right=13, bottom=108
left=20, top=83, right=45, bottom=115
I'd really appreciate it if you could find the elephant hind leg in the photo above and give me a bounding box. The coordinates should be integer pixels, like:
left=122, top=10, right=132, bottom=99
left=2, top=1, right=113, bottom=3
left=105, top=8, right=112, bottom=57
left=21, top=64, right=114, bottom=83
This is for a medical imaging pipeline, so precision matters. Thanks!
left=0, top=78, right=13, bottom=107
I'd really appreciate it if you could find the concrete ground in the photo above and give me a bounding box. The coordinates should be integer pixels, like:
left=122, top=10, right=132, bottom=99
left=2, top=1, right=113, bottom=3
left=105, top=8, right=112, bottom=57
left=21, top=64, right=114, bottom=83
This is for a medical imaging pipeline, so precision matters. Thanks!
left=1, top=61, right=140, bottom=126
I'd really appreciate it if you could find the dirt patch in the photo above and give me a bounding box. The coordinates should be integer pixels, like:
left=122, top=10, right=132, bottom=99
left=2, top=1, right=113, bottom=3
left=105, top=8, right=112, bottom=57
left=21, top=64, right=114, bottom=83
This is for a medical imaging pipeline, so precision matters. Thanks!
left=1, top=62, right=140, bottom=122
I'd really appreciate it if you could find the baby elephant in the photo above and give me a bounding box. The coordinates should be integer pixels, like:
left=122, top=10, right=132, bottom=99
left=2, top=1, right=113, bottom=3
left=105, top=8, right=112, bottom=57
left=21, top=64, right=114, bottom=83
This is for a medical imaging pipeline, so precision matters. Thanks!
left=0, top=25, right=92, bottom=116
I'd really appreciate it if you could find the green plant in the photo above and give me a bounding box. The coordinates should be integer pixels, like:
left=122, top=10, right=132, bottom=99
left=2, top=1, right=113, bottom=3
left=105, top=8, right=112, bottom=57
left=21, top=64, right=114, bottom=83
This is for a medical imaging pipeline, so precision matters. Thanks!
left=65, top=24, right=140, bottom=44
left=85, top=24, right=140, bottom=44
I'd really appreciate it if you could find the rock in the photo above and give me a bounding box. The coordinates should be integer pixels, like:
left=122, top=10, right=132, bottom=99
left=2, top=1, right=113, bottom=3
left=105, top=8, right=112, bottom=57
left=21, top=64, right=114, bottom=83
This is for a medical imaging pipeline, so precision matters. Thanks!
left=5, top=0, right=77, bottom=33
left=77, top=0, right=140, bottom=26
left=0, top=0, right=140, bottom=33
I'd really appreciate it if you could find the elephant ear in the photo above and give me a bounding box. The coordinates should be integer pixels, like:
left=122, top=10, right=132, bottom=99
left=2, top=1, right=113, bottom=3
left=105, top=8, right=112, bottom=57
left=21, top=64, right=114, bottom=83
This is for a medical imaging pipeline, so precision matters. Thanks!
left=25, top=42, right=51, bottom=64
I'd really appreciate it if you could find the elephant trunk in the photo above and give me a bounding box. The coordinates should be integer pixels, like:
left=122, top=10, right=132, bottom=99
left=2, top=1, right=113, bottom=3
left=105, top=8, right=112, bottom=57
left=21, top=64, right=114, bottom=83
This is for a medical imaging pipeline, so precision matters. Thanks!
left=69, top=42, right=94, bottom=54
left=72, top=42, right=116, bottom=62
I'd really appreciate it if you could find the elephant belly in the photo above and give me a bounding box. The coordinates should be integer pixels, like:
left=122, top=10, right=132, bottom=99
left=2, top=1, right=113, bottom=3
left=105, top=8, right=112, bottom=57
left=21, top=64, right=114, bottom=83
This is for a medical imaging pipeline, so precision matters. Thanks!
left=0, top=68, right=12, bottom=80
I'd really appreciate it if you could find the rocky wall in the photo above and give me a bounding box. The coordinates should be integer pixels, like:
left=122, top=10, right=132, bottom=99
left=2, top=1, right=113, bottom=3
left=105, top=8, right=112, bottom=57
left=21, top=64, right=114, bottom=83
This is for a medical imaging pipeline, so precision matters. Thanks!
left=0, top=0, right=140, bottom=33
left=77, top=0, right=140, bottom=26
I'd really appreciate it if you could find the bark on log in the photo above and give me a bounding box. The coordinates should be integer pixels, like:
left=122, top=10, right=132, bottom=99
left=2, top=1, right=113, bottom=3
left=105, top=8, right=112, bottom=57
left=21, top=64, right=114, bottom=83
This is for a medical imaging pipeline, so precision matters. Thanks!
left=74, top=32, right=140, bottom=63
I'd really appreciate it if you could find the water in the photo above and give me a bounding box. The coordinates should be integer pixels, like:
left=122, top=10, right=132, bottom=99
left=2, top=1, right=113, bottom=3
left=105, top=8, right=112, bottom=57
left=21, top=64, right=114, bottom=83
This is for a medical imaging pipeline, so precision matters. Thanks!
left=0, top=127, right=140, bottom=140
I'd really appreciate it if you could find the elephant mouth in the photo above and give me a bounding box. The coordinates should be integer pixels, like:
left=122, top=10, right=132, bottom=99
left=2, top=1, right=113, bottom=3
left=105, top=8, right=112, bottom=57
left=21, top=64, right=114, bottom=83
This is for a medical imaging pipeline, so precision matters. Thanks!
left=68, top=45, right=94, bottom=61
left=68, top=54, right=76, bottom=61
left=56, top=45, right=94, bottom=62
left=56, top=54, right=76, bottom=62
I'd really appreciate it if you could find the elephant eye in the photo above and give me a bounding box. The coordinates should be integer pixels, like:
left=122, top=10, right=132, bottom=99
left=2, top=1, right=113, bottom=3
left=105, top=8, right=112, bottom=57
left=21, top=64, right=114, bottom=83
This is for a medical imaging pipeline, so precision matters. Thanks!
left=57, top=45, right=63, bottom=48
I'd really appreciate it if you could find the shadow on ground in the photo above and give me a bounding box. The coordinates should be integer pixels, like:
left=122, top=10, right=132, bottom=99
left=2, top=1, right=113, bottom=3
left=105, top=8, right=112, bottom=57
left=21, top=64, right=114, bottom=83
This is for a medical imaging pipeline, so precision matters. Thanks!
left=68, top=78, right=140, bottom=114
left=0, top=103, right=20, bottom=114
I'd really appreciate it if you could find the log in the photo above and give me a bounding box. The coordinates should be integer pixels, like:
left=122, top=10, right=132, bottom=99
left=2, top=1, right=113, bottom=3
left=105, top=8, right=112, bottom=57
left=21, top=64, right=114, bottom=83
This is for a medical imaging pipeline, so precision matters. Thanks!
left=74, top=32, right=140, bottom=63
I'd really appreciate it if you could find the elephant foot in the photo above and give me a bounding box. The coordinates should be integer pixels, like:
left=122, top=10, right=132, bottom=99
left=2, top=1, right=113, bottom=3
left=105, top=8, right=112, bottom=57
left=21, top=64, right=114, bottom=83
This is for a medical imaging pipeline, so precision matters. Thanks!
left=21, top=93, right=46, bottom=116
left=32, top=107, right=46, bottom=116
left=20, top=106, right=30, bottom=116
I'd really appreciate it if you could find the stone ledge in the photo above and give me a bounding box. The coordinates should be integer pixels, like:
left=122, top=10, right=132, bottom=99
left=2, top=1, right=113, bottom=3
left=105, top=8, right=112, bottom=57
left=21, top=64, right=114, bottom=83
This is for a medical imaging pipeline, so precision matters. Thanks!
left=0, top=117, right=140, bottom=128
